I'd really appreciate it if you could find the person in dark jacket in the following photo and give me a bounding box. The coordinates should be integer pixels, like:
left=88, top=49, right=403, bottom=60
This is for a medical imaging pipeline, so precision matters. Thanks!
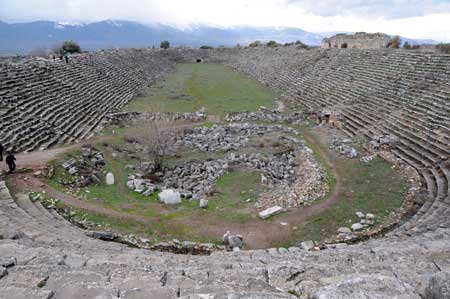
left=5, top=152, right=16, bottom=174
left=0, top=143, right=3, bottom=161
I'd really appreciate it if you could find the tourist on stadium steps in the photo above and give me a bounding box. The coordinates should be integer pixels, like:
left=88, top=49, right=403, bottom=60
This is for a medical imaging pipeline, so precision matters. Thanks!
left=5, top=152, right=16, bottom=174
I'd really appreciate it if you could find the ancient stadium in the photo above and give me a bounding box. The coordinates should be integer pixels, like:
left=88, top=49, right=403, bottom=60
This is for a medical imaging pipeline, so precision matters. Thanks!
left=0, top=37, right=450, bottom=298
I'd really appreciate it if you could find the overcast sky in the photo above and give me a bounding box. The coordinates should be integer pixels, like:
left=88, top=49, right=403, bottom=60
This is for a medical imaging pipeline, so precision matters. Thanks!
left=1, top=0, right=450, bottom=41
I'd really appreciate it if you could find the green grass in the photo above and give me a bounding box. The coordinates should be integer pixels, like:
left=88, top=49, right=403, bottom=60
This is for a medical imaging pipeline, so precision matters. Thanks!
left=42, top=63, right=408, bottom=248
left=278, top=153, right=406, bottom=247
left=125, top=63, right=276, bottom=115
left=47, top=140, right=266, bottom=243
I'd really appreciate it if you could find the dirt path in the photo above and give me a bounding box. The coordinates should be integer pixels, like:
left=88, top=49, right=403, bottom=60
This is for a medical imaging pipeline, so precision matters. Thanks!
left=1, top=121, right=208, bottom=172
left=8, top=173, right=162, bottom=225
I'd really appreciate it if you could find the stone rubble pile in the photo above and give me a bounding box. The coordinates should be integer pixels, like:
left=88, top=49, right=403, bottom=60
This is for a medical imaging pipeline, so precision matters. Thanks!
left=105, top=110, right=207, bottom=125
left=255, top=148, right=329, bottom=210
left=368, top=134, right=399, bottom=152
left=150, top=239, right=225, bottom=255
left=125, top=124, right=328, bottom=208
left=60, top=146, right=107, bottom=187
left=329, top=136, right=359, bottom=158
left=222, top=231, right=244, bottom=251
left=225, top=106, right=306, bottom=124
left=336, top=212, right=377, bottom=241
left=181, top=123, right=299, bottom=152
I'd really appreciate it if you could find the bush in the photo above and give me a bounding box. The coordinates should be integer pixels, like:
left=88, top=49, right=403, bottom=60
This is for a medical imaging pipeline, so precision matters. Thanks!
left=55, top=40, right=81, bottom=54
left=295, top=40, right=309, bottom=49
left=436, top=43, right=450, bottom=54
left=249, top=41, right=261, bottom=47
left=403, top=42, right=411, bottom=49
left=266, top=40, right=279, bottom=47
left=160, top=41, right=170, bottom=49
left=200, top=45, right=213, bottom=49
left=390, top=36, right=401, bottom=49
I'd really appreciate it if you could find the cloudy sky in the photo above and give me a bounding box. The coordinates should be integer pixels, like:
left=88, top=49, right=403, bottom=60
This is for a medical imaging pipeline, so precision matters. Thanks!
left=1, top=0, right=450, bottom=41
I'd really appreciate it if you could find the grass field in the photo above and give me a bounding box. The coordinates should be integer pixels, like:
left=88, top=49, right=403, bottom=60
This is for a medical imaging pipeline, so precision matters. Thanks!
left=42, top=64, right=408, bottom=248
left=125, top=63, right=276, bottom=115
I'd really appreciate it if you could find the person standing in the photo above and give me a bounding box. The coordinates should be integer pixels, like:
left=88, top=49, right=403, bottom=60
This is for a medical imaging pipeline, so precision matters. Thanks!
left=5, top=152, right=16, bottom=174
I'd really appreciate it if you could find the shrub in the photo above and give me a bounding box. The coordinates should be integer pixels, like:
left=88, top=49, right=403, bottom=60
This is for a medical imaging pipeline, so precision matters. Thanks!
left=436, top=43, right=450, bottom=54
left=266, top=40, right=279, bottom=47
left=403, top=42, right=411, bottom=49
left=160, top=40, right=170, bottom=49
left=200, top=45, right=213, bottom=49
left=295, top=40, right=309, bottom=49
left=390, top=36, right=401, bottom=49
left=55, top=40, right=81, bottom=54
left=249, top=41, right=261, bottom=47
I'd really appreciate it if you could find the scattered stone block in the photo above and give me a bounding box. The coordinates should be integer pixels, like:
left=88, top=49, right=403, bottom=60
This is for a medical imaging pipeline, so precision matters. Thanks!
left=259, top=206, right=283, bottom=219
left=106, top=172, right=115, bottom=185
left=28, top=193, right=41, bottom=202
left=366, top=213, right=375, bottom=220
left=223, top=231, right=244, bottom=251
left=299, top=240, right=315, bottom=251
left=351, top=223, right=364, bottom=231
left=158, top=189, right=182, bottom=205
left=338, top=227, right=352, bottom=234
left=199, top=198, right=208, bottom=209
left=68, top=166, right=78, bottom=175
left=86, top=231, right=116, bottom=241
left=62, top=159, right=76, bottom=170
left=356, top=211, right=365, bottom=218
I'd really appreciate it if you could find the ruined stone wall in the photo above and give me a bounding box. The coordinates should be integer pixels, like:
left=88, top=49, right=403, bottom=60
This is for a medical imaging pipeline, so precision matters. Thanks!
left=321, top=32, right=392, bottom=49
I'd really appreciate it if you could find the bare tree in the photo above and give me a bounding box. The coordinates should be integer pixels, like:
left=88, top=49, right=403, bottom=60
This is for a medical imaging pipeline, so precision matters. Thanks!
left=126, top=116, right=179, bottom=173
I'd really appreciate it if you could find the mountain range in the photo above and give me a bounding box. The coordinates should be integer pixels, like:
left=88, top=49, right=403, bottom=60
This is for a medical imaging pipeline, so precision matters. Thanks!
left=0, top=20, right=439, bottom=55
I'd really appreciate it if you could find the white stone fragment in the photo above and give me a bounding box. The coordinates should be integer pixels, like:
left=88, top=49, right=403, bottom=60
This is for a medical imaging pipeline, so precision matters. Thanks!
left=258, top=206, right=283, bottom=219
left=106, top=173, right=115, bottom=185
left=351, top=223, right=364, bottom=231
left=159, top=189, right=182, bottom=205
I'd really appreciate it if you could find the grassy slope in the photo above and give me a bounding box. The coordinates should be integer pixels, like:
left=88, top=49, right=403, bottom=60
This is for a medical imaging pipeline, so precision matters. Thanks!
left=125, top=63, right=276, bottom=115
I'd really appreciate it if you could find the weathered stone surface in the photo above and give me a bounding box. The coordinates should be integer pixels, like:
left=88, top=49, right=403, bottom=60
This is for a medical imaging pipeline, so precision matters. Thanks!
left=223, top=231, right=244, bottom=251
left=106, top=172, right=115, bottom=185
left=299, top=240, right=315, bottom=251
left=312, top=274, right=421, bottom=299
left=159, top=189, right=182, bottom=205
left=259, top=206, right=283, bottom=219
left=321, top=32, right=392, bottom=49
left=351, top=223, right=364, bottom=231
left=425, top=272, right=450, bottom=299
left=0, top=266, right=7, bottom=279
left=355, top=211, right=365, bottom=218
left=337, top=227, right=352, bottom=234
left=199, top=198, right=208, bottom=209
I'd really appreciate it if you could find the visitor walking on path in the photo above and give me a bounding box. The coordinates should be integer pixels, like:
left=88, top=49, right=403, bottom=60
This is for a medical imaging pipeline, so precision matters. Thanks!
left=0, top=143, right=3, bottom=161
left=6, top=152, right=16, bottom=174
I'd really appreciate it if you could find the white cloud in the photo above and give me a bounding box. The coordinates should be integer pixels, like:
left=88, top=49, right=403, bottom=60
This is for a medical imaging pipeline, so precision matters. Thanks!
left=0, top=0, right=449, bottom=41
